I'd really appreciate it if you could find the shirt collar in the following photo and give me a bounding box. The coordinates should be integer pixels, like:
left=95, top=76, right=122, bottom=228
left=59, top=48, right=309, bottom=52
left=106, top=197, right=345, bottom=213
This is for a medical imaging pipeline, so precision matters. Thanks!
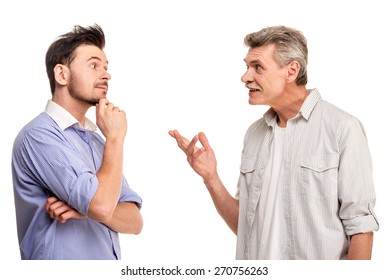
left=264, top=88, right=322, bottom=126
left=299, top=88, right=321, bottom=120
left=44, top=100, right=97, bottom=131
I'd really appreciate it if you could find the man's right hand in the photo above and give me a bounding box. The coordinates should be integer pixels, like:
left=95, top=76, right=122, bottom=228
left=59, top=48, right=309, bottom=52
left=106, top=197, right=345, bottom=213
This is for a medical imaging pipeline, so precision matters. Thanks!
left=168, top=130, right=218, bottom=183
left=96, top=98, right=127, bottom=141
left=169, top=130, right=239, bottom=234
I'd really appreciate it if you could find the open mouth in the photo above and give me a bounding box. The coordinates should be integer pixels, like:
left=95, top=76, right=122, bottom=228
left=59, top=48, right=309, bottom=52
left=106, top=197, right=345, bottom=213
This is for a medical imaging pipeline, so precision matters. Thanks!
left=246, top=83, right=261, bottom=92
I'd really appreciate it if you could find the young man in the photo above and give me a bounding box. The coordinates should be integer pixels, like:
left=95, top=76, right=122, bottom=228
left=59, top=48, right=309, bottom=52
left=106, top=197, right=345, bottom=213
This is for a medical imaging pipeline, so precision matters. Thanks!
left=12, top=24, right=143, bottom=260
left=169, top=25, right=379, bottom=259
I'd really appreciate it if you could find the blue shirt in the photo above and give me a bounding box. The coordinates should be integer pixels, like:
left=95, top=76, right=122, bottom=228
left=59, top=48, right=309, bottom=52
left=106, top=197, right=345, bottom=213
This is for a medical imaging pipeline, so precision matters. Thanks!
left=12, top=100, right=142, bottom=260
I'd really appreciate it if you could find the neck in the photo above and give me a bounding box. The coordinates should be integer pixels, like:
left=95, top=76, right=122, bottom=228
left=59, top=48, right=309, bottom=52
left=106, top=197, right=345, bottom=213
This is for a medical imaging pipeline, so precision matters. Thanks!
left=52, top=93, right=90, bottom=126
left=272, top=86, right=308, bottom=127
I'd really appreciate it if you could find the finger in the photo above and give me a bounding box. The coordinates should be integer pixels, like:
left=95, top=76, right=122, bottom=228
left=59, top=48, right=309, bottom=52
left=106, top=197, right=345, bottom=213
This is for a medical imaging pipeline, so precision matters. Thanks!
left=58, top=210, right=73, bottom=223
left=105, top=102, right=115, bottom=111
left=45, top=197, right=58, bottom=212
left=47, top=201, right=66, bottom=218
left=52, top=205, right=69, bottom=219
left=46, top=199, right=63, bottom=215
left=169, top=130, right=190, bottom=150
left=168, top=130, right=181, bottom=140
left=198, top=132, right=211, bottom=150
left=97, top=98, right=109, bottom=114
left=168, top=130, right=176, bottom=138
left=186, top=134, right=199, bottom=156
left=98, top=98, right=109, bottom=107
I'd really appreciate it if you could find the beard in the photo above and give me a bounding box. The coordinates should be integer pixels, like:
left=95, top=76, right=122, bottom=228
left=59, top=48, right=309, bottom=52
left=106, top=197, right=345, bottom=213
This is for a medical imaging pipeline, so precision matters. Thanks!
left=68, top=75, right=100, bottom=106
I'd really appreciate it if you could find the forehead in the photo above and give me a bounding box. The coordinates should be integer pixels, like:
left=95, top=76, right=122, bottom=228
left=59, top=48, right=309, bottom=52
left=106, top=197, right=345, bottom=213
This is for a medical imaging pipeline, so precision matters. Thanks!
left=73, top=44, right=108, bottom=63
left=244, top=44, right=276, bottom=64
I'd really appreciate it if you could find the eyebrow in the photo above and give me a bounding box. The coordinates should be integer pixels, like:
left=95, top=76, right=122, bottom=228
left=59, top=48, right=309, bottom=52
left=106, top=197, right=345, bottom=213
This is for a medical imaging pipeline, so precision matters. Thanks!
left=244, top=59, right=265, bottom=70
left=87, top=56, right=109, bottom=65
left=244, top=58, right=261, bottom=65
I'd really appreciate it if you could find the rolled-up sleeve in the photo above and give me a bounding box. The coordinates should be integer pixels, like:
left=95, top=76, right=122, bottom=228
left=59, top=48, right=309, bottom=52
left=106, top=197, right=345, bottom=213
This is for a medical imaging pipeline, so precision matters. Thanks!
left=337, top=117, right=379, bottom=235
left=21, top=128, right=99, bottom=215
left=120, top=176, right=143, bottom=209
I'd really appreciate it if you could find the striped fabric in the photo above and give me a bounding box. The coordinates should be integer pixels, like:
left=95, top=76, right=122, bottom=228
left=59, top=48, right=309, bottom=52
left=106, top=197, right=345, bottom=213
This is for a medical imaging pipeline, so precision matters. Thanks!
left=235, top=88, right=379, bottom=259
left=12, top=100, right=142, bottom=259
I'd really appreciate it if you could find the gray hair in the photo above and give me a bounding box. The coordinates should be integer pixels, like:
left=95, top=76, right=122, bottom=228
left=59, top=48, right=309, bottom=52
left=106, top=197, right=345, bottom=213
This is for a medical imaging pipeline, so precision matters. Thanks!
left=244, top=26, right=308, bottom=85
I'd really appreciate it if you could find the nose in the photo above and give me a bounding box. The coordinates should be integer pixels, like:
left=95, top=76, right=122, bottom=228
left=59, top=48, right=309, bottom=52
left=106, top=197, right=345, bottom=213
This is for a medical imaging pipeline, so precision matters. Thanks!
left=241, top=68, right=252, bottom=84
left=101, top=69, right=111, bottom=81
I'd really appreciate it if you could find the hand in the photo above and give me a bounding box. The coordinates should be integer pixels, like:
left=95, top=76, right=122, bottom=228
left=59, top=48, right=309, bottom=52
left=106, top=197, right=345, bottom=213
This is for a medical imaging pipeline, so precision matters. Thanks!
left=45, top=197, right=87, bottom=223
left=96, top=98, right=127, bottom=141
left=169, top=130, right=218, bottom=182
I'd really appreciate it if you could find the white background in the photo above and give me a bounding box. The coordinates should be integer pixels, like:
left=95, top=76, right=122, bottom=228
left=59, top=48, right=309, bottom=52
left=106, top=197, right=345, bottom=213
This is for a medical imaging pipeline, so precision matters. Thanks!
left=1, top=0, right=387, bottom=279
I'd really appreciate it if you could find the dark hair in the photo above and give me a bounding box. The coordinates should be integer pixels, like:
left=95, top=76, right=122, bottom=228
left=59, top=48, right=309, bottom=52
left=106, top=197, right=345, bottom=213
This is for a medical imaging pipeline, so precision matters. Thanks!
left=45, top=24, right=105, bottom=94
left=244, top=26, right=308, bottom=86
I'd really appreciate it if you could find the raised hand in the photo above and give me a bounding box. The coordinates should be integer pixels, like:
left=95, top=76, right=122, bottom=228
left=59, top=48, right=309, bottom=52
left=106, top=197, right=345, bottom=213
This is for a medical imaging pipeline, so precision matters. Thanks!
left=169, top=130, right=239, bottom=234
left=169, top=130, right=218, bottom=183
left=96, top=98, right=127, bottom=141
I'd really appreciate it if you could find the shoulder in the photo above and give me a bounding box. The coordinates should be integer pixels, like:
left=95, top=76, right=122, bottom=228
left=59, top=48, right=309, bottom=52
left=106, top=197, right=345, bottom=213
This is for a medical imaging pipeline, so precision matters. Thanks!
left=316, top=99, right=367, bottom=142
left=13, top=113, right=63, bottom=148
left=17, top=112, right=57, bottom=134
left=242, top=116, right=270, bottom=148
left=317, top=99, right=362, bottom=127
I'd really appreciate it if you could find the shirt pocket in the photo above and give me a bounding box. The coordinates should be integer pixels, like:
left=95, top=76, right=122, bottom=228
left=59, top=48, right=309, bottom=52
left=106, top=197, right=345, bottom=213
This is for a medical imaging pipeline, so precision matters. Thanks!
left=300, top=154, right=339, bottom=200
left=237, top=156, right=261, bottom=199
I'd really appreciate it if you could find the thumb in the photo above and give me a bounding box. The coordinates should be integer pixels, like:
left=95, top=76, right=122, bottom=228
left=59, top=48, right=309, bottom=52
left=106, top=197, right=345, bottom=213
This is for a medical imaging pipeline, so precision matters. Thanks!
left=198, top=132, right=211, bottom=150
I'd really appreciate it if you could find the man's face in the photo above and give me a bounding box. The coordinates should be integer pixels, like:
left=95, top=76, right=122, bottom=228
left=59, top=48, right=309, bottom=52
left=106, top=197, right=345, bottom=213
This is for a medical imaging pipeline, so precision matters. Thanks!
left=67, top=44, right=111, bottom=106
left=241, top=44, right=288, bottom=107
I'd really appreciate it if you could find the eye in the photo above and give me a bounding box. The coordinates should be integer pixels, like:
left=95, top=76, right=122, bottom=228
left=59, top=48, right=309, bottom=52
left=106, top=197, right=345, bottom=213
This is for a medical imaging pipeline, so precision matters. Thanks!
left=90, top=63, right=96, bottom=69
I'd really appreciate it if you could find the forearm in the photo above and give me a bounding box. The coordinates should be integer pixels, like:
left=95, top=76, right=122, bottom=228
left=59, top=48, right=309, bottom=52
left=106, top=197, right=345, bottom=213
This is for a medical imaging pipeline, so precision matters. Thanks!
left=88, top=138, right=124, bottom=222
left=204, top=174, right=239, bottom=235
left=103, top=202, right=143, bottom=234
left=348, top=232, right=374, bottom=260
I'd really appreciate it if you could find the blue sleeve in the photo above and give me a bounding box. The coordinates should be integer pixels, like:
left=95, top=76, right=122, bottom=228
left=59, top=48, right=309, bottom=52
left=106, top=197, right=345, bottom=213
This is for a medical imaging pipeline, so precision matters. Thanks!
left=120, top=176, right=143, bottom=209
left=20, top=127, right=98, bottom=215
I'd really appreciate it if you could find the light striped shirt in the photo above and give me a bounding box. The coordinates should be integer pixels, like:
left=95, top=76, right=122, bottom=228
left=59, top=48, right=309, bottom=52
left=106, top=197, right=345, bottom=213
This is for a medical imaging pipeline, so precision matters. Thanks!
left=235, top=88, right=379, bottom=259
left=12, top=100, right=142, bottom=259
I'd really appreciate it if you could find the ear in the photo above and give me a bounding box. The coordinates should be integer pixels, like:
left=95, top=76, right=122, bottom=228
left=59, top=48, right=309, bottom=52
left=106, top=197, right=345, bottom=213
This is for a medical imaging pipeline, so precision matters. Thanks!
left=53, top=64, right=69, bottom=86
left=285, top=60, right=300, bottom=83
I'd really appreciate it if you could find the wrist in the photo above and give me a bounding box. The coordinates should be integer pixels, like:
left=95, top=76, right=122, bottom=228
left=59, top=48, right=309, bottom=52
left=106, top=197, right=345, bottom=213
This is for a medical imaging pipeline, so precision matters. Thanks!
left=203, top=173, right=220, bottom=190
left=105, top=136, right=125, bottom=146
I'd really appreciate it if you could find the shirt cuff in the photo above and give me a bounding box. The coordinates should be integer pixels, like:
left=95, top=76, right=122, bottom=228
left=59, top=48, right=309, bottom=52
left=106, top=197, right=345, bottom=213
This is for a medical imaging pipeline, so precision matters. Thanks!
left=343, top=204, right=379, bottom=236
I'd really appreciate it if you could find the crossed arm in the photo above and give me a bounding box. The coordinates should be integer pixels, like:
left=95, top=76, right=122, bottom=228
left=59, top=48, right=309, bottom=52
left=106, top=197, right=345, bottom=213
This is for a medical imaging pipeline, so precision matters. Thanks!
left=45, top=198, right=142, bottom=234
left=45, top=99, right=143, bottom=234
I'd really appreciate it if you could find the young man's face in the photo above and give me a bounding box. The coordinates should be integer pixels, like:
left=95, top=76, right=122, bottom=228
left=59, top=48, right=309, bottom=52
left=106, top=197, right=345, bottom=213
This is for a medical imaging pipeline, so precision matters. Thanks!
left=67, top=44, right=111, bottom=106
left=241, top=44, right=289, bottom=107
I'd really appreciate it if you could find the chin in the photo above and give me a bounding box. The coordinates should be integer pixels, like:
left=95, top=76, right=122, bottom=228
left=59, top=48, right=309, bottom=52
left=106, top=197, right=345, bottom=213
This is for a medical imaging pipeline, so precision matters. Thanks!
left=248, top=98, right=262, bottom=105
left=88, top=99, right=99, bottom=106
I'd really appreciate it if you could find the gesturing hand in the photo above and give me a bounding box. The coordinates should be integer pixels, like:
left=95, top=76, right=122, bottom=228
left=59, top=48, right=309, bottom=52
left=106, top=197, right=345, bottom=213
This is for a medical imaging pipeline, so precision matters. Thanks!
left=45, top=197, right=87, bottom=223
left=169, top=130, right=218, bottom=182
left=96, top=98, right=127, bottom=141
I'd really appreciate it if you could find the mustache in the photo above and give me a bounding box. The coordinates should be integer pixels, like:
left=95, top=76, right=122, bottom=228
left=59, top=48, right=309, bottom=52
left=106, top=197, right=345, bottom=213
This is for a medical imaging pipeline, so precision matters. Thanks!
left=245, top=82, right=261, bottom=90
left=95, top=81, right=108, bottom=87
